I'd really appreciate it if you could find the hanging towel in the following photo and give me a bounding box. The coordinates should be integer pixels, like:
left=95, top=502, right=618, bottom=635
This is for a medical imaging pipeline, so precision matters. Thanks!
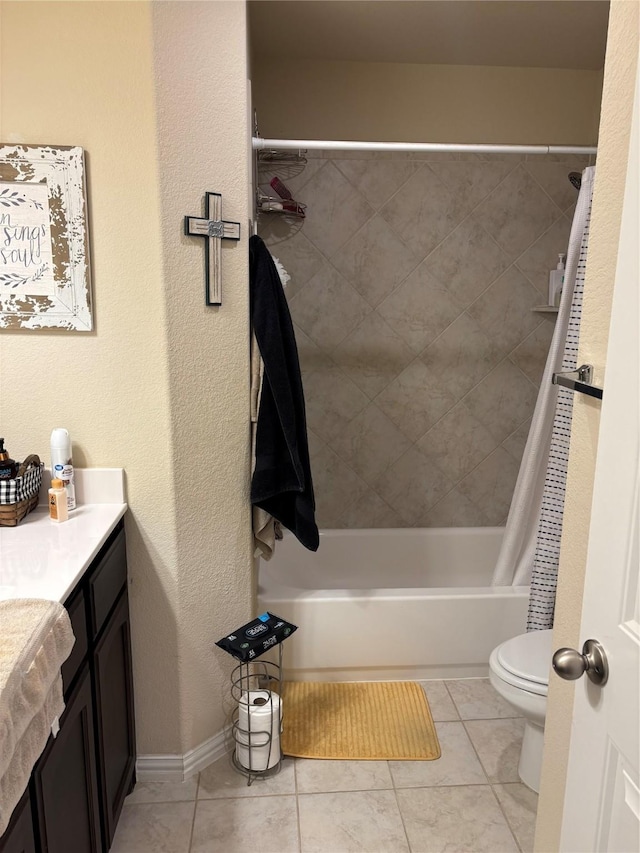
left=249, top=235, right=319, bottom=552
left=250, top=327, right=279, bottom=560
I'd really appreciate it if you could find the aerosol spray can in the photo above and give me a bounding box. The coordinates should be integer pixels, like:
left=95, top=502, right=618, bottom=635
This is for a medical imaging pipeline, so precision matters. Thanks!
left=50, top=428, right=76, bottom=511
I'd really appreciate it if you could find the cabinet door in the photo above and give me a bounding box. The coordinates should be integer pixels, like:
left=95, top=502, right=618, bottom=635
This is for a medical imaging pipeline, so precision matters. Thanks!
left=0, top=788, right=36, bottom=853
left=93, top=591, right=136, bottom=849
left=61, top=586, right=88, bottom=698
left=89, top=527, right=127, bottom=640
left=32, top=665, right=102, bottom=853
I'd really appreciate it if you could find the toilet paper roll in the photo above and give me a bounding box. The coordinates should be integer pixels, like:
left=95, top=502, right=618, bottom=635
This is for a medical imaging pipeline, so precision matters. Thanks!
left=236, top=690, right=282, bottom=772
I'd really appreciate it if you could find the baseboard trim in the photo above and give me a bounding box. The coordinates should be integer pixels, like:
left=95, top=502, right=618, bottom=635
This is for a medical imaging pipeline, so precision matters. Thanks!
left=183, top=727, right=230, bottom=778
left=136, top=727, right=231, bottom=781
left=135, top=754, right=184, bottom=781
left=285, top=664, right=490, bottom=681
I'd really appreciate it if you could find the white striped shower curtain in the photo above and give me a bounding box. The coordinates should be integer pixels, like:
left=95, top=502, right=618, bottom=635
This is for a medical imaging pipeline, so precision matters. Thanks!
left=491, top=167, right=596, bottom=631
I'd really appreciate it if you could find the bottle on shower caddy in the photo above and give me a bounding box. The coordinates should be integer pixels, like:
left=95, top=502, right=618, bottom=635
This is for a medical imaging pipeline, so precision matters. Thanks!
left=50, top=428, right=76, bottom=511
left=548, top=253, right=566, bottom=308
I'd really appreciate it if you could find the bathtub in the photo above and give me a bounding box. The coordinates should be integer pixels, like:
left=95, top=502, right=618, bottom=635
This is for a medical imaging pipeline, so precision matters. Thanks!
left=258, top=527, right=529, bottom=681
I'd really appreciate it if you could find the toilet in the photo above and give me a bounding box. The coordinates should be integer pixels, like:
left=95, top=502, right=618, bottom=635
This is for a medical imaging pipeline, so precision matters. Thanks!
left=489, top=629, right=553, bottom=793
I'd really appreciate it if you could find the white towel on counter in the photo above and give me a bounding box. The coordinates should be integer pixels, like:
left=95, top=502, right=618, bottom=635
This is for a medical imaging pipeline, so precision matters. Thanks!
left=0, top=599, right=75, bottom=833
left=0, top=676, right=64, bottom=834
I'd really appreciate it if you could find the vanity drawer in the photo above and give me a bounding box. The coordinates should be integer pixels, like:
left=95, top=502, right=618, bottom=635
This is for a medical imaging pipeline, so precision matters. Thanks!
left=88, top=527, right=127, bottom=640
left=61, top=587, right=88, bottom=696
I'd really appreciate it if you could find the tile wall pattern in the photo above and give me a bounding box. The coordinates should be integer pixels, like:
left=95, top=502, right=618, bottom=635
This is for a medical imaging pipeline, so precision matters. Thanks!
left=259, top=151, right=590, bottom=528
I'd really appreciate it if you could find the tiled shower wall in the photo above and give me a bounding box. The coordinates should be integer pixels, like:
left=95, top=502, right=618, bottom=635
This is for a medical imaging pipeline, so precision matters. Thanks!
left=258, top=152, right=590, bottom=528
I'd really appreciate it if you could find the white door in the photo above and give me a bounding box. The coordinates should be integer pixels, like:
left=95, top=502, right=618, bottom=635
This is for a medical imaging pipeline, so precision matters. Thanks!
left=559, top=68, right=640, bottom=852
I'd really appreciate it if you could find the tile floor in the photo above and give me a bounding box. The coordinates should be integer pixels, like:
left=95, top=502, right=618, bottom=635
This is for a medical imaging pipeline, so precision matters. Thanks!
left=111, top=678, right=538, bottom=853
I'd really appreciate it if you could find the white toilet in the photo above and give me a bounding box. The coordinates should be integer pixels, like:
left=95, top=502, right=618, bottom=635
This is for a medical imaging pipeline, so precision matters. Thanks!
left=489, top=629, right=553, bottom=793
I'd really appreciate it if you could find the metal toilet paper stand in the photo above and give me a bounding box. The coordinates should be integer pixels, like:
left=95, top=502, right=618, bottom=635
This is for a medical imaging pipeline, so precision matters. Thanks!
left=230, top=643, right=284, bottom=785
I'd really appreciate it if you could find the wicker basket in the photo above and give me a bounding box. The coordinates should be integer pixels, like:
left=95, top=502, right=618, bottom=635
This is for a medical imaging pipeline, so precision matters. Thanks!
left=0, top=455, right=44, bottom=527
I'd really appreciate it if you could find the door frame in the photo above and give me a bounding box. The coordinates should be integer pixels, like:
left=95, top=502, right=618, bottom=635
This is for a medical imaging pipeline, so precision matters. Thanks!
left=533, top=4, right=640, bottom=850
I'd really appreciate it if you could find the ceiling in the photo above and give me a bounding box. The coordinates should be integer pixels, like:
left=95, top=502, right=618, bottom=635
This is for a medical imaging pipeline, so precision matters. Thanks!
left=249, top=1, right=610, bottom=70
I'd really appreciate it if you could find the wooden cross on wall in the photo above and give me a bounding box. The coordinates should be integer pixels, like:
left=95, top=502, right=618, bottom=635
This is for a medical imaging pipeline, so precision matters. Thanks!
left=184, top=192, right=241, bottom=305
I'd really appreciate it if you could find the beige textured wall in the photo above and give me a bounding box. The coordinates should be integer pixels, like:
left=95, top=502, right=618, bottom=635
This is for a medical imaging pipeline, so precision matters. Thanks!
left=259, top=152, right=584, bottom=529
left=253, top=59, right=604, bottom=144
left=152, top=0, right=253, bottom=752
left=0, top=0, right=253, bottom=755
left=534, top=2, right=639, bottom=850
left=0, top=0, right=182, bottom=753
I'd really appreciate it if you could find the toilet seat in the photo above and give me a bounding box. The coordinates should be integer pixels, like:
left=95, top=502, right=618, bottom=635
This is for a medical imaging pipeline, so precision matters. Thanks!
left=489, top=629, right=553, bottom=793
left=492, top=629, right=553, bottom=697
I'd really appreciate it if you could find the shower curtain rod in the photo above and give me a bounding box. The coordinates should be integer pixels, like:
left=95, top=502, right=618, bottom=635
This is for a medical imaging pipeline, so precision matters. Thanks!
left=252, top=137, right=597, bottom=156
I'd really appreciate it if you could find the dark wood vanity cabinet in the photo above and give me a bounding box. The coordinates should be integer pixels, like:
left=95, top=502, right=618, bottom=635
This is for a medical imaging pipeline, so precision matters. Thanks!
left=0, top=520, right=136, bottom=853
left=32, top=666, right=102, bottom=853
left=92, top=592, right=136, bottom=849
left=0, top=789, right=36, bottom=853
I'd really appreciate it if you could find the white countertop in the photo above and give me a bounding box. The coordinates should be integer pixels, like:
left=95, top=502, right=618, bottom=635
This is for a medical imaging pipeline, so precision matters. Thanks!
left=0, top=505, right=127, bottom=604
left=0, top=469, right=127, bottom=604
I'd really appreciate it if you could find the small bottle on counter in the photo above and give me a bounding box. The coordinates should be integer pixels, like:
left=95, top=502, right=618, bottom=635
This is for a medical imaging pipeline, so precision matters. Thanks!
left=0, top=438, right=18, bottom=479
left=48, top=479, right=69, bottom=523
left=50, top=428, right=76, bottom=511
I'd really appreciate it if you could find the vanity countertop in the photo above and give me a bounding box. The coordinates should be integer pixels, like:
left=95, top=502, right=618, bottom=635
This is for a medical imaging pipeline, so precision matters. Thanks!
left=0, top=468, right=127, bottom=605
left=0, top=504, right=127, bottom=604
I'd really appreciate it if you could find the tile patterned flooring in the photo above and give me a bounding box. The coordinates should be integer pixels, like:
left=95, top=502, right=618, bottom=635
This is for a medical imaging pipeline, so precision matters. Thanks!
left=112, top=678, right=538, bottom=853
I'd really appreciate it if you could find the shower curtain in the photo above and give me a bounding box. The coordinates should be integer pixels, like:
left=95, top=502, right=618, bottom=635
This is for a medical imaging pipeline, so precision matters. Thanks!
left=492, top=167, right=596, bottom=630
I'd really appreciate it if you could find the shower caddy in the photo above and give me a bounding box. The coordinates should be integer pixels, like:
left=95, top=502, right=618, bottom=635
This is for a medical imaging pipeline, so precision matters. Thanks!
left=251, top=108, right=597, bottom=232
left=254, top=113, right=308, bottom=221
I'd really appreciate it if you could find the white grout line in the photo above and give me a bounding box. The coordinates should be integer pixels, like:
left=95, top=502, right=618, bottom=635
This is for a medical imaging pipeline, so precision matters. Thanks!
left=490, top=781, right=538, bottom=853
left=391, top=783, right=415, bottom=852
left=521, top=161, right=572, bottom=221
left=292, top=759, right=303, bottom=853
left=487, top=783, right=525, bottom=853
left=186, top=795, right=198, bottom=853
left=455, top=716, right=522, bottom=850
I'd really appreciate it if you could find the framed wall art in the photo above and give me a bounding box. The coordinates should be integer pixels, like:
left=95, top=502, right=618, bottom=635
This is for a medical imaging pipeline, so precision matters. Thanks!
left=0, top=144, right=92, bottom=331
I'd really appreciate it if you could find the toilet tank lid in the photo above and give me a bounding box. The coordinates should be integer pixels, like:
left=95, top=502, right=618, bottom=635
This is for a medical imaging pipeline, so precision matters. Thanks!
left=497, top=629, right=554, bottom=685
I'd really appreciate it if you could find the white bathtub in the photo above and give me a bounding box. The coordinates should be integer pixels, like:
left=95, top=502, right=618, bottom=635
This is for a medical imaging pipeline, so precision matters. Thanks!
left=258, top=527, right=529, bottom=681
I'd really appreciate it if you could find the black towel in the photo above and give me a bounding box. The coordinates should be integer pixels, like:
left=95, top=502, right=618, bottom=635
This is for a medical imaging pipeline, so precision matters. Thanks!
left=249, top=235, right=319, bottom=551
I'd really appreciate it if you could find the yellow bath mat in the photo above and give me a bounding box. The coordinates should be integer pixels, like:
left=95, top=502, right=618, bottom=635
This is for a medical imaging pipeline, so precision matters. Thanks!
left=280, top=681, right=441, bottom=761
